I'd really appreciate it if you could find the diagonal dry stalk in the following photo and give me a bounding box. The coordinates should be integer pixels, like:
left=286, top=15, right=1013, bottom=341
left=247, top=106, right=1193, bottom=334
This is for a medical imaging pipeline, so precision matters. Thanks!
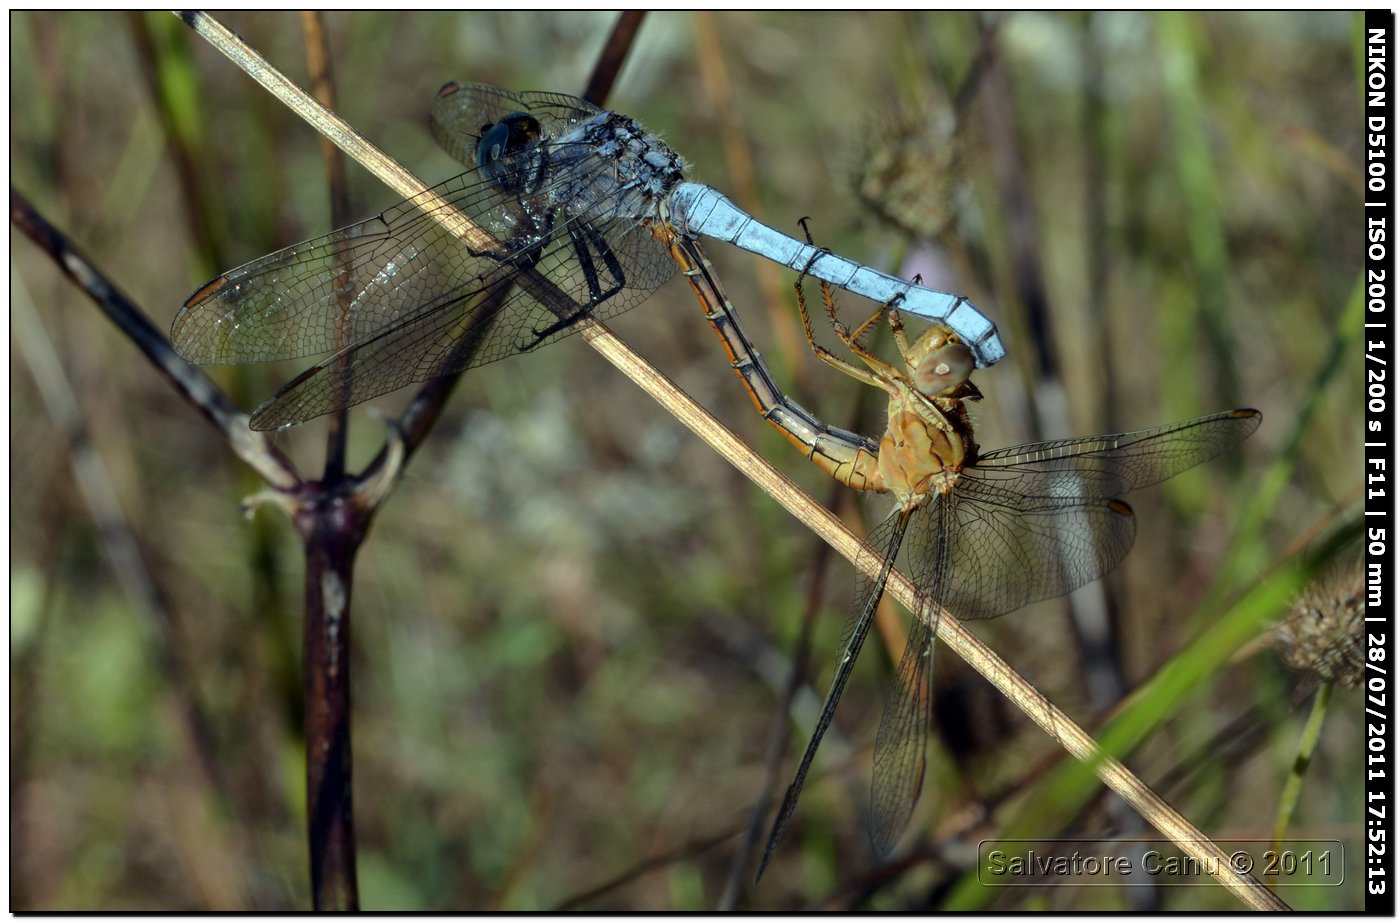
left=178, top=11, right=1285, bottom=911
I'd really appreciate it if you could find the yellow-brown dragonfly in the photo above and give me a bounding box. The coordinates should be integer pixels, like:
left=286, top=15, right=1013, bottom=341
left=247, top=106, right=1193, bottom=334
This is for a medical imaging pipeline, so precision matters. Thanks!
left=754, top=259, right=1259, bottom=874
left=667, top=235, right=1261, bottom=877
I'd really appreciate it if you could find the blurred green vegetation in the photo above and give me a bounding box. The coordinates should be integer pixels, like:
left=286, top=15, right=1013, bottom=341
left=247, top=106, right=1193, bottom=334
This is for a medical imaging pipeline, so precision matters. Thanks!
left=11, top=11, right=1363, bottom=910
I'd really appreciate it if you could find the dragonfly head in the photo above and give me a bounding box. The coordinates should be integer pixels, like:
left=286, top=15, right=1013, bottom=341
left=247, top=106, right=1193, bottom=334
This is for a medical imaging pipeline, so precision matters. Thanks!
left=908, top=325, right=975, bottom=398
left=475, top=112, right=546, bottom=194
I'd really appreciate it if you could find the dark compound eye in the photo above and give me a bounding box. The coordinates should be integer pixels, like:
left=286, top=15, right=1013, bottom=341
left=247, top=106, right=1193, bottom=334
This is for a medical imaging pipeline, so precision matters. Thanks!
left=475, top=112, right=543, bottom=170
left=474, top=112, right=546, bottom=196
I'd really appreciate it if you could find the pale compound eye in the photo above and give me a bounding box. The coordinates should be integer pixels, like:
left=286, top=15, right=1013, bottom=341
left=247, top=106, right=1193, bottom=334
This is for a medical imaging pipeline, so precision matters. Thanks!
left=913, top=342, right=974, bottom=397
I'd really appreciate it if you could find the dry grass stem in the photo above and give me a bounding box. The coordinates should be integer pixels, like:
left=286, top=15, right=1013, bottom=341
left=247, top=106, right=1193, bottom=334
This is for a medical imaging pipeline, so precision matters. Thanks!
left=178, top=12, right=1283, bottom=909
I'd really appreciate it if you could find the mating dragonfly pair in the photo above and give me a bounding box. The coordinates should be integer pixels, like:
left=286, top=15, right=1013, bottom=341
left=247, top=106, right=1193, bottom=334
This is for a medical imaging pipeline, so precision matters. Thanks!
left=172, top=84, right=1260, bottom=876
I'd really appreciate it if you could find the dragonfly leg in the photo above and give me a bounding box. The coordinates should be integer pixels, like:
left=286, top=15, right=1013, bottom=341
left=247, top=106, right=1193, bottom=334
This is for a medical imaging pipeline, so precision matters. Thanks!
left=520, top=220, right=627, bottom=348
left=574, top=219, right=626, bottom=305
left=797, top=217, right=861, bottom=344
left=834, top=296, right=910, bottom=385
left=794, top=247, right=890, bottom=393
left=886, top=307, right=914, bottom=362
left=826, top=286, right=975, bottom=450
left=842, top=299, right=889, bottom=347
left=795, top=219, right=910, bottom=385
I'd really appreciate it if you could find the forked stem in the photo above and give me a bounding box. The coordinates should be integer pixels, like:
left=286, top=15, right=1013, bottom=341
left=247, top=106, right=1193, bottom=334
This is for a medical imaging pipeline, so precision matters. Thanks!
left=175, top=12, right=1285, bottom=911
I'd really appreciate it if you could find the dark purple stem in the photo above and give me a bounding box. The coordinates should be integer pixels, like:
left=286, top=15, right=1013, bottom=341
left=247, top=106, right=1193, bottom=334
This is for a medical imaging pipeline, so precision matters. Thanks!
left=297, top=492, right=368, bottom=911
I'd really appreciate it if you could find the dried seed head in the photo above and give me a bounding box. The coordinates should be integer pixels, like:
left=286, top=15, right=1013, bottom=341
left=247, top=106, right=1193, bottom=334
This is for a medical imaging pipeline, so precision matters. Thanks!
left=1274, top=560, right=1364, bottom=691
left=853, top=98, right=963, bottom=241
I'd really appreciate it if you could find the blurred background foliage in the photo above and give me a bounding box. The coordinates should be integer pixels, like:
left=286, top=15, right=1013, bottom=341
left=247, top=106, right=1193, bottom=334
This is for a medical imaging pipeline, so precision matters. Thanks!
left=11, top=11, right=1363, bottom=910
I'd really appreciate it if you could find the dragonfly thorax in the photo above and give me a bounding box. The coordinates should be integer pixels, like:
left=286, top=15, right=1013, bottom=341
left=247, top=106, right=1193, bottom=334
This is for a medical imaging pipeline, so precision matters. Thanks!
left=543, top=111, right=686, bottom=223
left=877, top=405, right=969, bottom=509
left=873, top=321, right=978, bottom=506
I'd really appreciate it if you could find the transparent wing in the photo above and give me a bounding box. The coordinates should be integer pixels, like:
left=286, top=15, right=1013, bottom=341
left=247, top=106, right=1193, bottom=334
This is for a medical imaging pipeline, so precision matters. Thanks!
left=172, top=164, right=547, bottom=365
left=756, top=510, right=911, bottom=881
left=971, top=409, right=1262, bottom=496
left=864, top=408, right=1260, bottom=851
left=171, top=116, right=678, bottom=429
left=170, top=135, right=669, bottom=366
left=868, top=499, right=949, bottom=857
left=862, top=493, right=1134, bottom=853
left=245, top=214, right=669, bottom=429
left=936, top=486, right=1139, bottom=622
left=940, top=408, right=1260, bottom=620
left=429, top=82, right=603, bottom=167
